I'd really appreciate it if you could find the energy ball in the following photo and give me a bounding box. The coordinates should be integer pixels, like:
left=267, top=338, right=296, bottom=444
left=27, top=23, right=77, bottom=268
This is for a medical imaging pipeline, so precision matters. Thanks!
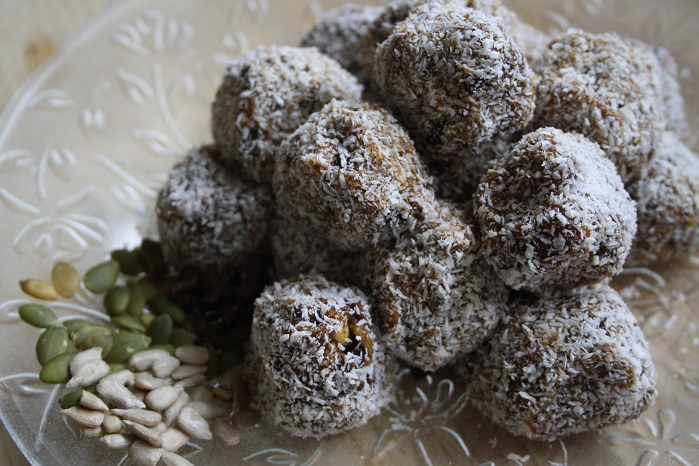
left=466, top=285, right=657, bottom=441
left=373, top=2, right=535, bottom=160
left=533, top=29, right=661, bottom=183
left=270, top=214, right=361, bottom=286
left=363, top=200, right=508, bottom=371
left=300, top=4, right=383, bottom=84
left=155, top=146, right=273, bottom=271
left=273, top=99, right=433, bottom=252
left=247, top=275, right=394, bottom=438
left=626, top=131, right=699, bottom=266
left=211, top=45, right=363, bottom=184
left=474, top=127, right=636, bottom=293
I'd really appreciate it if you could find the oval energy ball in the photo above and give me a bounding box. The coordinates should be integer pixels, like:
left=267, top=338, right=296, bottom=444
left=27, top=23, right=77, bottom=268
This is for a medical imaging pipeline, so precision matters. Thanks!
left=247, top=275, right=394, bottom=438
left=364, top=200, right=508, bottom=371
left=626, top=131, right=699, bottom=266
left=533, top=29, right=661, bottom=183
left=373, top=2, right=535, bottom=160
left=300, top=4, right=383, bottom=84
left=211, top=45, right=363, bottom=183
left=156, top=146, right=273, bottom=271
left=273, top=99, right=433, bottom=252
left=466, top=285, right=657, bottom=441
left=474, top=127, right=636, bottom=294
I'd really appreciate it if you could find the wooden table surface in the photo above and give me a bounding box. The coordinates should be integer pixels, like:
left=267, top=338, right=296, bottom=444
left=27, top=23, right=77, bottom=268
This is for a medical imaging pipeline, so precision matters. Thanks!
left=0, top=2, right=110, bottom=463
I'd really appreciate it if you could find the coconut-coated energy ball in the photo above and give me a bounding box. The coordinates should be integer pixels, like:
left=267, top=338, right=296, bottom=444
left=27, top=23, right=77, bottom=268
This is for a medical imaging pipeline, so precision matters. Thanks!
left=247, top=275, right=395, bottom=438
left=364, top=200, right=508, bottom=371
left=211, top=45, right=363, bottom=184
left=474, top=127, right=637, bottom=293
left=533, top=29, right=661, bottom=183
left=300, top=4, right=383, bottom=84
left=466, top=285, right=657, bottom=441
left=626, top=131, right=699, bottom=266
left=373, top=2, right=535, bottom=160
left=155, top=146, right=273, bottom=271
left=273, top=99, right=434, bottom=252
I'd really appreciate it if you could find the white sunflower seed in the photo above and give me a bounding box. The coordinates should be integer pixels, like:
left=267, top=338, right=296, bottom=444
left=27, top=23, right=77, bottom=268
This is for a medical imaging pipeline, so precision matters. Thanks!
left=129, top=440, right=162, bottom=466
left=151, top=356, right=180, bottom=379
left=184, top=401, right=228, bottom=421
left=112, top=408, right=162, bottom=427
left=174, top=345, right=208, bottom=365
left=176, top=406, right=212, bottom=440
left=69, top=347, right=103, bottom=374
left=97, top=378, right=145, bottom=409
left=60, top=406, right=105, bottom=428
left=79, top=390, right=109, bottom=412
left=157, top=450, right=195, bottom=466
left=101, top=433, right=134, bottom=449
left=145, top=385, right=182, bottom=412
left=129, top=349, right=172, bottom=372
left=135, top=372, right=171, bottom=390
left=66, top=359, right=110, bottom=389
left=212, top=417, right=240, bottom=446
left=123, top=419, right=162, bottom=447
left=173, top=374, right=207, bottom=389
left=103, top=413, right=123, bottom=434
left=159, top=427, right=189, bottom=452
left=163, top=392, right=190, bottom=427
left=170, top=364, right=207, bottom=381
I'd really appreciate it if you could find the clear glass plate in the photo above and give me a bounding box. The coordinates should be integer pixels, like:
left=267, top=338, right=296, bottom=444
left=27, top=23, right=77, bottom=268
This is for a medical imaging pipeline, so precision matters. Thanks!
left=0, top=0, right=697, bottom=464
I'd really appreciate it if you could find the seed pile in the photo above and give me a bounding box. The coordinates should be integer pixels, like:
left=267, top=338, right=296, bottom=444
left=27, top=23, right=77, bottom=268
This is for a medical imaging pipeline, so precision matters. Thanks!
left=15, top=0, right=699, bottom=458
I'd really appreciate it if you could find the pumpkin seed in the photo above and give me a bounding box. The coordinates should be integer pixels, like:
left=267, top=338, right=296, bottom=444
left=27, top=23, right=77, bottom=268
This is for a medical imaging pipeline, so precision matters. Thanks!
left=79, top=329, right=115, bottom=354
left=51, top=262, right=81, bottom=298
left=18, top=304, right=57, bottom=328
left=139, top=312, right=155, bottom=328
left=72, top=324, right=114, bottom=351
left=19, top=279, right=58, bottom=301
left=169, top=328, right=194, bottom=348
left=105, top=331, right=151, bottom=364
left=83, top=260, right=120, bottom=294
left=148, top=294, right=186, bottom=325
left=126, top=282, right=147, bottom=316
left=112, top=314, right=147, bottom=333
left=111, top=249, right=146, bottom=276
left=148, top=343, right=175, bottom=355
left=104, top=285, right=131, bottom=316
left=63, top=318, right=92, bottom=334
left=36, top=324, right=70, bottom=366
left=59, top=389, right=83, bottom=409
left=139, top=239, right=166, bottom=278
left=136, top=277, right=158, bottom=301
left=147, top=314, right=173, bottom=345
left=40, top=352, right=75, bottom=383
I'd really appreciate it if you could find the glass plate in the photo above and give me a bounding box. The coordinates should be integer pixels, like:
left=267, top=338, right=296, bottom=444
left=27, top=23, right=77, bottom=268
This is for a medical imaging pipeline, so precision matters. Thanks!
left=1, top=0, right=698, bottom=464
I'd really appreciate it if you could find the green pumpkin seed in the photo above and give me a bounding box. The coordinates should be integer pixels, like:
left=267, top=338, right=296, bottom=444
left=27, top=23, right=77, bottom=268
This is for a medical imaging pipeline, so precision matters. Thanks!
left=139, top=312, right=155, bottom=327
left=18, top=304, right=57, bottom=328
left=108, top=363, right=127, bottom=374
left=104, top=331, right=151, bottom=363
left=147, top=314, right=173, bottom=345
left=104, top=286, right=131, bottom=316
left=83, top=260, right=120, bottom=294
left=71, top=324, right=112, bottom=349
left=139, top=239, right=166, bottom=278
left=126, top=282, right=147, bottom=316
left=147, top=343, right=175, bottom=355
left=59, top=389, right=83, bottom=409
left=111, top=314, right=147, bottom=333
left=136, top=277, right=158, bottom=301
left=36, top=324, right=70, bottom=366
left=19, top=279, right=58, bottom=301
left=148, top=294, right=187, bottom=325
left=79, top=328, right=115, bottom=354
left=51, top=262, right=81, bottom=298
left=111, top=249, right=146, bottom=276
left=169, top=328, right=194, bottom=347
left=63, top=319, right=92, bottom=334
left=40, top=352, right=75, bottom=384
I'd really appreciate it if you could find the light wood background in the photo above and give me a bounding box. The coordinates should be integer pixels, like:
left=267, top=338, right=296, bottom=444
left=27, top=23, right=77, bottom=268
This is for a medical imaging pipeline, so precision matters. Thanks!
left=0, top=1, right=110, bottom=463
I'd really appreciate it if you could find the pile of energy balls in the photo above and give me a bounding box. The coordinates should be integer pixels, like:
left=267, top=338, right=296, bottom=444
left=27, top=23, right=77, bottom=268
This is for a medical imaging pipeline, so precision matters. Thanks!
left=155, top=0, right=698, bottom=442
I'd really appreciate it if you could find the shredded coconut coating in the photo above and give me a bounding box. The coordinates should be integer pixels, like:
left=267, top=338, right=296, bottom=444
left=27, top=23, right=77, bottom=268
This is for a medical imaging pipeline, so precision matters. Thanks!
left=533, top=29, right=661, bottom=183
left=466, top=285, right=657, bottom=441
left=247, top=275, right=395, bottom=438
left=474, top=128, right=637, bottom=293
left=273, top=99, right=434, bottom=252
left=155, top=146, right=273, bottom=271
left=626, top=131, right=699, bottom=266
left=629, top=40, right=687, bottom=135
left=270, top=214, right=361, bottom=286
left=363, top=199, right=508, bottom=371
left=373, top=2, right=535, bottom=160
left=211, top=45, right=363, bottom=184
left=508, top=19, right=551, bottom=66
left=300, top=4, right=383, bottom=84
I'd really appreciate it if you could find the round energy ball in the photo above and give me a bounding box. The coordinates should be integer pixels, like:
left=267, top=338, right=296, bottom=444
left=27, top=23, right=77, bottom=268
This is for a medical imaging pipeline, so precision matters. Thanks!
left=373, top=2, right=535, bottom=160
left=155, top=146, right=273, bottom=271
left=211, top=45, right=363, bottom=184
left=300, top=4, right=383, bottom=84
left=247, top=275, right=395, bottom=438
left=364, top=200, right=508, bottom=371
left=533, top=29, right=661, bottom=183
left=626, top=131, right=699, bottom=266
left=466, top=285, right=657, bottom=441
left=273, top=99, right=434, bottom=252
left=474, top=127, right=637, bottom=293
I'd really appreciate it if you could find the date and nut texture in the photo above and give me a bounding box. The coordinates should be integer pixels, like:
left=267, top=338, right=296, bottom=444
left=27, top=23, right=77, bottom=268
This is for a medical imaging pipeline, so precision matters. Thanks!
left=246, top=275, right=395, bottom=438
left=211, top=45, right=362, bottom=184
left=373, top=2, right=535, bottom=160
left=474, top=127, right=637, bottom=294
left=466, top=285, right=657, bottom=441
left=149, top=0, right=699, bottom=445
